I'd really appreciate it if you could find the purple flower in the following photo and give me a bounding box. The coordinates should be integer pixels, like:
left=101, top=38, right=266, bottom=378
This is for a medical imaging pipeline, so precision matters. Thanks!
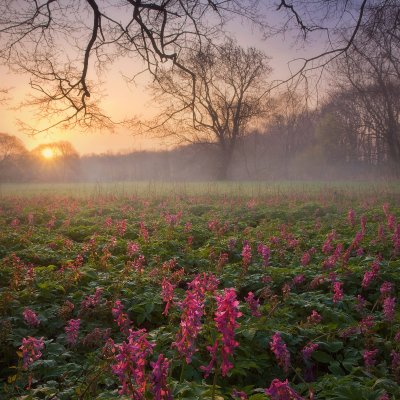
left=363, top=349, right=378, bottom=370
left=307, top=310, right=322, bottom=324
left=241, top=243, right=252, bottom=268
left=151, top=354, right=172, bottom=400
left=23, top=308, right=40, bottom=327
left=257, top=243, right=270, bottom=267
left=161, top=278, right=175, bottom=316
left=333, top=281, right=343, bottom=304
left=265, top=379, right=304, bottom=400
left=112, top=329, right=154, bottom=398
left=20, top=336, right=45, bottom=369
left=65, top=319, right=80, bottom=345
left=383, top=297, right=396, bottom=322
left=270, top=332, right=291, bottom=373
left=302, top=342, right=318, bottom=362
left=380, top=281, right=393, bottom=298
left=112, top=300, right=131, bottom=334
left=245, top=292, right=261, bottom=317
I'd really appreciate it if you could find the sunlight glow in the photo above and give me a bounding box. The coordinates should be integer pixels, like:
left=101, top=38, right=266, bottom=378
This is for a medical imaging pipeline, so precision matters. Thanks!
left=42, top=148, right=55, bottom=159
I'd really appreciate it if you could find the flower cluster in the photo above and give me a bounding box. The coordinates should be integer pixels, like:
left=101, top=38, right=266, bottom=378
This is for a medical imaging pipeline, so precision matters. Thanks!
left=214, top=288, right=242, bottom=376
left=257, top=243, right=270, bottom=267
left=112, top=329, right=154, bottom=398
left=301, top=342, right=319, bottom=362
left=151, top=354, right=172, bottom=400
left=20, top=336, right=45, bottom=369
left=241, top=243, right=252, bottom=268
left=332, top=281, right=343, bottom=304
left=65, top=319, right=81, bottom=345
left=112, top=300, right=131, bottom=334
left=23, top=308, right=40, bottom=327
left=363, top=348, right=378, bottom=370
left=265, top=379, right=304, bottom=400
left=161, top=278, right=175, bottom=316
left=307, top=310, right=322, bottom=324
left=245, top=291, right=261, bottom=318
left=383, top=297, right=396, bottom=322
left=80, top=287, right=103, bottom=311
left=270, top=332, right=291, bottom=373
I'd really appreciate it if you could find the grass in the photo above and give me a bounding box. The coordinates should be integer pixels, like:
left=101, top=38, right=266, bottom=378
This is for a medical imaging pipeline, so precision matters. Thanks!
left=1, top=180, right=400, bottom=199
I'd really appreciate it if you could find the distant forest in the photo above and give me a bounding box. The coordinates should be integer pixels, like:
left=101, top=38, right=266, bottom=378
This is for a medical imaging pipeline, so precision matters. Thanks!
left=1, top=95, right=398, bottom=182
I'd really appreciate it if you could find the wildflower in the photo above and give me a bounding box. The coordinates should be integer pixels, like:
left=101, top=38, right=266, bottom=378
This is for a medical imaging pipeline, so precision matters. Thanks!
left=127, top=241, right=140, bottom=257
left=265, top=379, right=304, bottom=400
left=378, top=392, right=390, bottom=400
left=112, top=329, right=154, bottom=398
left=241, top=243, right=252, bottom=268
left=80, top=287, right=103, bottom=311
left=322, top=230, right=336, bottom=255
left=151, top=354, right=172, bottom=400
left=391, top=350, right=400, bottom=382
left=112, top=300, right=131, bottom=334
left=301, top=251, right=311, bottom=266
left=302, top=342, right=318, bottom=362
left=347, top=209, right=356, bottom=226
left=214, top=288, right=242, bottom=376
left=232, top=389, right=248, bottom=399
left=172, top=287, right=204, bottom=363
left=245, top=292, right=261, bottom=317
left=383, top=297, right=396, bottom=322
left=355, top=295, right=366, bottom=313
left=332, top=281, right=343, bottom=304
left=20, top=336, right=45, bottom=369
left=116, top=219, right=127, bottom=236
left=360, top=315, right=375, bottom=335
left=65, top=319, right=80, bottom=345
left=200, top=339, right=219, bottom=378
left=23, top=308, right=40, bottom=327
left=217, top=252, right=229, bottom=270
left=307, top=310, right=322, bottom=324
left=161, top=278, right=175, bottom=316
left=270, top=332, right=291, bottom=373
left=363, top=349, right=378, bottom=370
left=380, top=281, right=393, bottom=298
left=258, top=243, right=270, bottom=267
left=292, top=274, right=305, bottom=286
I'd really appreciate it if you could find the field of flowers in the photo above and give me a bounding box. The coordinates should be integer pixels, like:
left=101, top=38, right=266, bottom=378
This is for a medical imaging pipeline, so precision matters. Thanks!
left=1, top=183, right=400, bottom=399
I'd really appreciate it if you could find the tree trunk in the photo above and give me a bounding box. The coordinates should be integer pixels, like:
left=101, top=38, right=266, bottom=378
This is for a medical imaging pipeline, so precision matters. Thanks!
left=215, top=145, right=233, bottom=180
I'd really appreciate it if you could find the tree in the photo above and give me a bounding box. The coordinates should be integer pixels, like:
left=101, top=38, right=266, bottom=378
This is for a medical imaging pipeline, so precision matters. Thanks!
left=0, top=133, right=28, bottom=182
left=149, top=39, right=272, bottom=179
left=0, top=1, right=393, bottom=135
left=328, top=2, right=400, bottom=175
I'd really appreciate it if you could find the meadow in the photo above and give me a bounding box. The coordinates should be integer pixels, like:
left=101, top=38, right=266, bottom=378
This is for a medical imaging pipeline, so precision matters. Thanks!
left=1, top=182, right=400, bottom=399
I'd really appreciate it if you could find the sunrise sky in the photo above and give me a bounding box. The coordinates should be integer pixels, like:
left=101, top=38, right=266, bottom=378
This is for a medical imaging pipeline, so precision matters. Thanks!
left=0, top=21, right=319, bottom=155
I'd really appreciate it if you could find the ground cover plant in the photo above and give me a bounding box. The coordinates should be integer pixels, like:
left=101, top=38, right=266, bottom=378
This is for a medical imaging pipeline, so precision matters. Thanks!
left=0, top=183, right=400, bottom=399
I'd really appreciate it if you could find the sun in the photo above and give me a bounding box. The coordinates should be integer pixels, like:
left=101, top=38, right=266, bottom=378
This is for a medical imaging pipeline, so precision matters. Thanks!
left=41, top=147, right=55, bottom=159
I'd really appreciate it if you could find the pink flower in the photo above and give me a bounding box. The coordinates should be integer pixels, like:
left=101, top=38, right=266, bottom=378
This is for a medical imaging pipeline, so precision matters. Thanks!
left=65, top=319, right=80, bottom=345
left=112, top=300, right=131, bottom=334
left=265, top=379, right=304, bottom=400
left=151, top=354, right=172, bottom=400
left=257, top=244, right=270, bottom=267
left=242, top=243, right=252, bottom=268
left=23, top=308, right=40, bottom=327
left=332, top=281, right=343, bottom=304
left=307, top=310, right=322, bottom=324
left=380, top=281, right=393, bottom=298
left=301, top=251, right=311, bottom=266
left=270, top=332, right=291, bottom=373
left=302, top=342, right=319, bottom=362
left=347, top=209, right=356, bottom=226
left=112, top=329, right=154, bottom=398
left=20, top=336, right=45, bottom=369
left=127, top=241, right=140, bottom=257
left=245, top=292, right=261, bottom=317
left=363, top=349, right=378, bottom=370
left=214, top=288, right=242, bottom=376
left=383, top=297, right=396, bottom=322
left=200, top=339, right=219, bottom=378
left=81, top=287, right=103, bottom=310
left=161, top=278, right=175, bottom=316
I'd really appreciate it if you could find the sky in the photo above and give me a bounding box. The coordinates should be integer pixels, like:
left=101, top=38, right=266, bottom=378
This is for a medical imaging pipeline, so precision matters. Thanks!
left=0, top=13, right=322, bottom=156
